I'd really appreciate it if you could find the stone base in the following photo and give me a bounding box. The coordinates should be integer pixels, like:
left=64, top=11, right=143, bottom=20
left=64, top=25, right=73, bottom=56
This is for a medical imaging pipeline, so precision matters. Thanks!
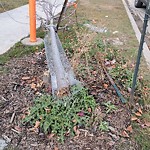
left=21, top=38, right=43, bottom=46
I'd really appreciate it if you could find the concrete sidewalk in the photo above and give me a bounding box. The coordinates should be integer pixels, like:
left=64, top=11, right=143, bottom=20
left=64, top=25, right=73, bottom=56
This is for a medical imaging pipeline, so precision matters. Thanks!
left=0, top=0, right=64, bottom=55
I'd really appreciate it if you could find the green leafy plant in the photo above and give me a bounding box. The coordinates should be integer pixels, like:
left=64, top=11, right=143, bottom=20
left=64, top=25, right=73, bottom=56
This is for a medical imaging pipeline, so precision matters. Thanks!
left=103, top=101, right=117, bottom=114
left=23, top=85, right=96, bottom=142
left=99, top=121, right=109, bottom=131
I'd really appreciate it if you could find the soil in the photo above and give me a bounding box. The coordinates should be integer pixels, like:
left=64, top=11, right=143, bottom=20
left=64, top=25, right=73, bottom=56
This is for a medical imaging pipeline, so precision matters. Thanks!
left=0, top=47, right=139, bottom=150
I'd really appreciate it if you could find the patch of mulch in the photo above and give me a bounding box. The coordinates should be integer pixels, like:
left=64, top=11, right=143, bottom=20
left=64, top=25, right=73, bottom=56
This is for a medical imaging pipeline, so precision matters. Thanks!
left=0, top=49, right=138, bottom=150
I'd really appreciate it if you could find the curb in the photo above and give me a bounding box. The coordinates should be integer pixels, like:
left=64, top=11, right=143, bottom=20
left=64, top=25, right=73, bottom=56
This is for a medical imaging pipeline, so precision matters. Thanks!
left=122, top=0, right=150, bottom=69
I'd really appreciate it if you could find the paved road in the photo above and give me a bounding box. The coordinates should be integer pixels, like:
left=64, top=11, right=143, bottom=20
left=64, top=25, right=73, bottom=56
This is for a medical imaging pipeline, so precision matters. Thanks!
left=0, top=0, right=64, bottom=55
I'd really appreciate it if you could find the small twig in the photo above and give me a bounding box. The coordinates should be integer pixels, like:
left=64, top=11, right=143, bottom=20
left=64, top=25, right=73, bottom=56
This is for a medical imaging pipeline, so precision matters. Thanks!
left=1, top=96, right=8, bottom=101
left=10, top=112, right=16, bottom=123
left=11, top=128, right=21, bottom=134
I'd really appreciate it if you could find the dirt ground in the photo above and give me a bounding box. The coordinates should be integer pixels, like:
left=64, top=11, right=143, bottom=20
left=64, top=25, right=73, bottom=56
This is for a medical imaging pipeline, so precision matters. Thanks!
left=0, top=0, right=150, bottom=150
left=0, top=48, right=138, bottom=150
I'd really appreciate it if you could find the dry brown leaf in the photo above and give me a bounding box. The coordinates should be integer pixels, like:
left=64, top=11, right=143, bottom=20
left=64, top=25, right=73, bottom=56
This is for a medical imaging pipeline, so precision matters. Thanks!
left=138, top=108, right=143, bottom=114
left=47, top=133, right=55, bottom=139
left=92, top=19, right=97, bottom=24
left=22, top=76, right=30, bottom=80
left=122, top=64, right=127, bottom=69
left=72, top=119, right=76, bottom=123
left=73, top=126, right=77, bottom=133
left=29, top=127, right=36, bottom=132
left=103, top=83, right=108, bottom=89
left=54, top=146, right=58, bottom=150
left=45, top=108, right=51, bottom=113
left=32, top=77, right=36, bottom=82
left=121, top=130, right=129, bottom=138
left=34, top=121, right=40, bottom=128
left=26, top=80, right=32, bottom=84
left=88, top=108, right=92, bottom=113
left=39, top=116, right=43, bottom=120
left=131, top=116, right=138, bottom=121
left=145, top=121, right=150, bottom=127
left=14, top=126, right=22, bottom=132
left=126, top=125, right=133, bottom=133
left=137, top=119, right=141, bottom=123
left=73, top=126, right=80, bottom=138
left=37, top=81, right=43, bottom=88
left=111, top=65, right=116, bottom=69
left=135, top=112, right=142, bottom=117
left=21, top=114, right=26, bottom=120
left=92, top=71, right=97, bottom=75
left=31, top=83, right=36, bottom=89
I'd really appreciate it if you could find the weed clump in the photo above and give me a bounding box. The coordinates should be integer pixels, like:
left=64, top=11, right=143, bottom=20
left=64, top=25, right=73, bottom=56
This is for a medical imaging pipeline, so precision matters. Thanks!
left=23, top=85, right=96, bottom=142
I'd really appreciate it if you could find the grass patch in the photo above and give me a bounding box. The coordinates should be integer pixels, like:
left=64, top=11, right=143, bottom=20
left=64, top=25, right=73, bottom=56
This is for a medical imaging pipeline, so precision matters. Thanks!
left=0, top=0, right=28, bottom=13
left=23, top=85, right=96, bottom=142
left=132, top=122, right=150, bottom=150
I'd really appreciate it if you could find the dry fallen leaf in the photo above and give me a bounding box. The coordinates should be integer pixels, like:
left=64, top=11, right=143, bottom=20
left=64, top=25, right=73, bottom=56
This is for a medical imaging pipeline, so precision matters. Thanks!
left=88, top=108, right=92, bottom=113
left=72, top=119, right=76, bottom=123
left=135, top=112, right=142, bottom=117
left=47, top=133, right=55, bottom=139
left=54, top=146, right=58, bottom=150
left=31, top=77, right=36, bottom=82
left=131, top=116, right=138, bottom=121
left=92, top=19, right=97, bottom=24
left=73, top=126, right=80, bottom=138
left=45, top=108, right=51, bottom=113
left=138, top=108, right=143, bottom=114
left=126, top=125, right=133, bottom=133
left=31, top=83, right=36, bottom=89
left=144, top=121, right=150, bottom=127
left=103, top=83, right=108, bottom=89
left=14, top=126, right=22, bottom=132
left=121, top=130, right=129, bottom=138
left=37, top=81, right=43, bottom=88
left=21, top=114, right=26, bottom=120
left=29, top=127, right=36, bottom=132
left=22, top=76, right=30, bottom=80
left=34, top=121, right=40, bottom=128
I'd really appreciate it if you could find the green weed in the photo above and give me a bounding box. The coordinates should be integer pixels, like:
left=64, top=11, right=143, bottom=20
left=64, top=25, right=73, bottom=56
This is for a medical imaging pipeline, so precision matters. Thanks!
left=23, top=85, right=96, bottom=142
left=99, top=121, right=109, bottom=131
left=103, top=101, right=117, bottom=114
